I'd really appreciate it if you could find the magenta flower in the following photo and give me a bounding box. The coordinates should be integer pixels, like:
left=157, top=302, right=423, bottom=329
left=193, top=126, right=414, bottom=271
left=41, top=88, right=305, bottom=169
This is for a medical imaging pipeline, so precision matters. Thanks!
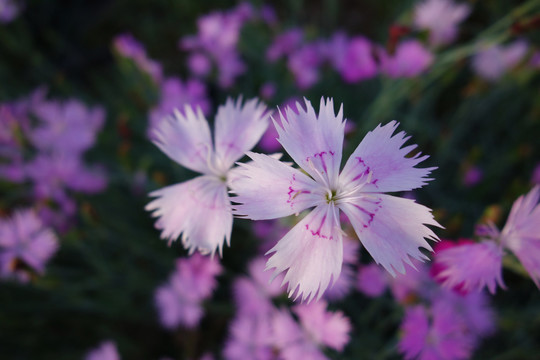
left=500, top=185, right=540, bottom=286
left=224, top=313, right=275, bottom=360
left=414, top=0, right=471, bottom=46
left=472, top=40, right=528, bottom=81
left=266, top=28, right=304, bottom=62
left=434, top=240, right=505, bottom=294
left=0, top=209, right=58, bottom=279
left=29, top=99, right=105, bottom=154
left=357, top=263, right=388, bottom=298
left=379, top=40, right=434, bottom=78
left=287, top=43, right=323, bottom=89
left=340, top=36, right=378, bottom=83
left=293, top=300, right=351, bottom=351
left=231, top=98, right=440, bottom=301
left=85, top=341, right=120, bottom=360
left=146, top=98, right=269, bottom=255
left=399, top=303, right=474, bottom=360
left=154, top=254, right=222, bottom=329
left=0, top=0, right=21, bottom=23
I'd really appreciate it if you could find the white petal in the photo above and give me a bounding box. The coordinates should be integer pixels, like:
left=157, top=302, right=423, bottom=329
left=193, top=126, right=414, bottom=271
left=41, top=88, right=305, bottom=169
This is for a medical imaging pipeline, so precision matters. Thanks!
left=275, top=97, right=345, bottom=189
left=214, top=97, right=270, bottom=170
left=266, top=204, right=343, bottom=302
left=150, top=106, right=213, bottom=174
left=339, top=194, right=440, bottom=276
left=340, top=121, right=435, bottom=193
left=230, top=152, right=321, bottom=220
left=145, top=175, right=232, bottom=256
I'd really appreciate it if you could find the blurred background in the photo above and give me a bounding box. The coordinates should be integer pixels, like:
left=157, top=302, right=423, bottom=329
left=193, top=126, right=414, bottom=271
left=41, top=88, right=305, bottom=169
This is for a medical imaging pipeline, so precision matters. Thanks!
left=1, top=0, right=540, bottom=359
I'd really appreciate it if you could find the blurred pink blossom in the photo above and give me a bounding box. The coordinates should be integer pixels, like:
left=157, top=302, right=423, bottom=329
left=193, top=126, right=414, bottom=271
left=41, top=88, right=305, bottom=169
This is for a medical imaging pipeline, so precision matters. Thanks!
left=357, top=263, right=388, bottom=298
left=379, top=40, right=433, bottom=78
left=85, top=341, right=120, bottom=360
left=472, top=40, right=528, bottom=81
left=414, top=0, right=471, bottom=46
left=340, top=36, right=378, bottom=82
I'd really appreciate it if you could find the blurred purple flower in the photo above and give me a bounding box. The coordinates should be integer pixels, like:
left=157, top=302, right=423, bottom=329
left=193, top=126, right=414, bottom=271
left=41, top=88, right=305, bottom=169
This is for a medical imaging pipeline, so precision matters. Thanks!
left=318, top=32, right=349, bottom=73
left=379, top=40, right=434, bottom=78
left=187, top=52, right=212, bottom=77
left=399, top=302, right=474, bottom=360
left=155, top=254, right=222, bottom=329
left=434, top=240, right=505, bottom=294
left=113, top=33, right=163, bottom=83
left=357, top=263, right=388, bottom=298
left=287, top=43, right=322, bottom=89
left=0, top=209, right=58, bottom=279
left=266, top=28, right=304, bottom=62
left=85, top=340, right=120, bottom=360
left=462, top=165, right=483, bottom=187
left=472, top=40, right=528, bottom=81
left=340, top=36, right=378, bottom=83
left=30, top=99, right=105, bottom=154
left=148, top=77, right=210, bottom=139
left=0, top=0, right=21, bottom=23
left=293, top=300, right=351, bottom=351
left=414, top=0, right=471, bottom=46
left=224, top=312, right=275, bottom=360
left=259, top=82, right=276, bottom=100
left=180, top=3, right=255, bottom=88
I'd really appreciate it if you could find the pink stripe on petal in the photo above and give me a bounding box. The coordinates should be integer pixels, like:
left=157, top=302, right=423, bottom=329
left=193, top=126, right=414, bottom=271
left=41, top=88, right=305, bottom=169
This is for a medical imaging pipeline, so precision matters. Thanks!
left=340, top=121, right=435, bottom=193
left=274, top=98, right=345, bottom=189
left=340, top=194, right=440, bottom=276
left=265, top=204, right=343, bottom=302
left=146, top=176, right=232, bottom=256
left=150, top=106, right=213, bottom=175
left=231, top=152, right=321, bottom=220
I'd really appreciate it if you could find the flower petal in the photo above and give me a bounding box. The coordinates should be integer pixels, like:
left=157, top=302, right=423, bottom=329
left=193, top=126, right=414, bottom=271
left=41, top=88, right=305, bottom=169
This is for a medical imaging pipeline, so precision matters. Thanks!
left=434, top=241, right=505, bottom=294
left=150, top=106, right=213, bottom=174
left=275, top=97, right=345, bottom=189
left=230, top=152, right=321, bottom=220
left=340, top=121, right=435, bottom=193
left=339, top=194, right=440, bottom=276
left=214, top=97, right=270, bottom=170
left=266, top=204, right=343, bottom=302
left=145, top=175, right=232, bottom=256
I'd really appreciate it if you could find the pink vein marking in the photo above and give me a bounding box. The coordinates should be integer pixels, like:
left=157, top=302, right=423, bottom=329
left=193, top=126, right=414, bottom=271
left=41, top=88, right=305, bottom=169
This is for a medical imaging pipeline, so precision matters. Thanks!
left=352, top=200, right=382, bottom=228
left=287, top=174, right=311, bottom=208
left=304, top=214, right=333, bottom=239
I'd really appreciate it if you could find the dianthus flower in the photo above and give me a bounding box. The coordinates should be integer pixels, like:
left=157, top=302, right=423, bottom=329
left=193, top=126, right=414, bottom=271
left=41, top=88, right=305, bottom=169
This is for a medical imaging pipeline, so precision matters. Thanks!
left=231, top=98, right=440, bottom=301
left=85, top=340, right=121, bottom=360
left=146, top=97, right=269, bottom=255
left=414, top=0, right=470, bottom=46
left=0, top=209, right=58, bottom=280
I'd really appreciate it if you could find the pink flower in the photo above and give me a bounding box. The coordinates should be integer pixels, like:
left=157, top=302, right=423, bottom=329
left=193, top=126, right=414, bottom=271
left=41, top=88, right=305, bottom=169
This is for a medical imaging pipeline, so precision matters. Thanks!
left=0, top=0, right=21, bottom=23
left=266, top=28, right=304, bottom=62
left=324, top=238, right=359, bottom=300
left=379, top=40, right=433, bottom=78
left=146, top=98, right=269, bottom=255
left=293, top=300, right=351, bottom=351
left=399, top=303, right=474, bottom=360
left=30, top=99, right=105, bottom=154
left=472, top=40, right=528, bottom=81
left=0, top=209, right=58, bottom=279
left=154, top=254, right=222, bottom=329
left=85, top=341, right=120, bottom=360
left=500, top=185, right=540, bottom=286
left=231, top=98, right=440, bottom=301
left=287, top=43, right=322, bottom=89
left=224, top=313, right=275, bottom=360
left=434, top=240, right=505, bottom=294
left=414, top=0, right=471, bottom=46
left=357, top=263, right=388, bottom=297
left=340, top=36, right=378, bottom=83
